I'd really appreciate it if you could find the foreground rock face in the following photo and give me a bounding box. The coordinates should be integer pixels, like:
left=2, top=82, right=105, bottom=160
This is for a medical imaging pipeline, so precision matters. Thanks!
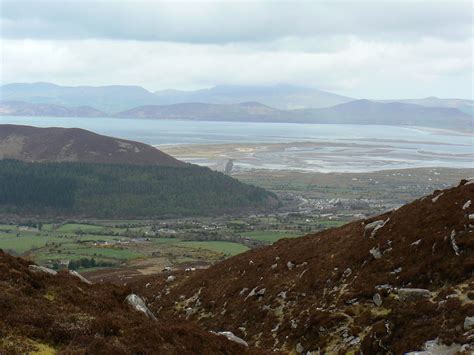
left=0, top=252, right=254, bottom=354
left=133, top=181, right=474, bottom=354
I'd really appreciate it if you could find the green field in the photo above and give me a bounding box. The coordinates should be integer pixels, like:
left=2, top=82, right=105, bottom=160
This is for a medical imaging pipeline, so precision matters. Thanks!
left=176, top=241, right=249, bottom=256
left=55, top=223, right=106, bottom=234
left=0, top=233, right=66, bottom=254
left=241, top=230, right=302, bottom=243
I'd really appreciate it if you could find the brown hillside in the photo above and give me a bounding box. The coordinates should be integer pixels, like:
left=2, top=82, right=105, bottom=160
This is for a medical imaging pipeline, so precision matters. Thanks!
left=0, top=124, right=185, bottom=167
left=0, top=250, right=257, bottom=354
left=131, top=181, right=474, bottom=353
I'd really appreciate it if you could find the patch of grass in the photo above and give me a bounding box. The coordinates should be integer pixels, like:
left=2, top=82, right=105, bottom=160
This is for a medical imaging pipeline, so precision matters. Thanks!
left=241, top=230, right=302, bottom=243
left=177, top=241, right=249, bottom=256
left=55, top=223, right=105, bottom=234
left=0, top=234, right=65, bottom=254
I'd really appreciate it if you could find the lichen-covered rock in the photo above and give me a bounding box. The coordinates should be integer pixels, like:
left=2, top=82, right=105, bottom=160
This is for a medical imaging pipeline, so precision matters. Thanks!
left=397, top=288, right=431, bottom=302
left=125, top=293, right=157, bottom=321
left=28, top=265, right=57, bottom=275
left=215, top=331, right=248, bottom=347
left=69, top=270, right=92, bottom=284
left=464, top=316, right=474, bottom=330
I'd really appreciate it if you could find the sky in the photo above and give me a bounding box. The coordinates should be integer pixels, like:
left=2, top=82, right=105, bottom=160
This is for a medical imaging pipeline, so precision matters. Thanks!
left=0, top=0, right=472, bottom=99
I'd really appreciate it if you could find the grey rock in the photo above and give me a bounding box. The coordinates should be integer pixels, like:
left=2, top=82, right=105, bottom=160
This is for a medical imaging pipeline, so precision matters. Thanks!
left=462, top=200, right=471, bottom=210
left=365, top=218, right=389, bottom=237
left=287, top=261, right=295, bottom=270
left=296, top=342, right=304, bottom=353
left=411, top=239, right=422, bottom=246
left=373, top=293, right=382, bottom=307
left=125, top=293, right=157, bottom=321
left=369, top=247, right=382, bottom=259
left=398, top=288, right=431, bottom=302
left=215, top=331, right=248, bottom=347
left=185, top=307, right=195, bottom=317
left=69, top=270, right=92, bottom=284
left=343, top=268, right=352, bottom=278
left=365, top=219, right=384, bottom=231
left=464, top=316, right=474, bottom=330
left=28, top=265, right=57, bottom=275
left=166, top=275, right=176, bottom=283
left=450, top=230, right=461, bottom=256
left=390, top=267, right=402, bottom=275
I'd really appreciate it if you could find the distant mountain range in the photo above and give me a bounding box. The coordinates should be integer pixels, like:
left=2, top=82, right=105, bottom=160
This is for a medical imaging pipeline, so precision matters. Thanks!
left=153, top=84, right=354, bottom=109
left=0, top=100, right=106, bottom=118
left=0, top=124, right=184, bottom=166
left=0, top=82, right=158, bottom=113
left=380, top=97, right=474, bottom=115
left=1, top=82, right=472, bottom=131
left=116, top=100, right=473, bottom=131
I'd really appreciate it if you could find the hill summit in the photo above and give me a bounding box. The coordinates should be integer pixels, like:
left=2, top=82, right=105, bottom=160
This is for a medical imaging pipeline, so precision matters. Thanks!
left=0, top=124, right=185, bottom=167
left=132, top=180, right=474, bottom=353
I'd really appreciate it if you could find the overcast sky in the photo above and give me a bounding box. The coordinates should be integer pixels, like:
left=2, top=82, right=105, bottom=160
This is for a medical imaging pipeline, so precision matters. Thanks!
left=0, top=0, right=472, bottom=99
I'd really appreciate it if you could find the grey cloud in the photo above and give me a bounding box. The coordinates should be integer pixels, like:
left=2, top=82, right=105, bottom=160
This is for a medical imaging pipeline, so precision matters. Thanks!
left=1, top=1, right=472, bottom=43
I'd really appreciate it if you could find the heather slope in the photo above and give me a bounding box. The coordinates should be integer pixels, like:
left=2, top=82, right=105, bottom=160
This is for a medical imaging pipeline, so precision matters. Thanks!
left=135, top=181, right=474, bottom=353
left=0, top=124, right=185, bottom=167
left=0, top=251, right=253, bottom=354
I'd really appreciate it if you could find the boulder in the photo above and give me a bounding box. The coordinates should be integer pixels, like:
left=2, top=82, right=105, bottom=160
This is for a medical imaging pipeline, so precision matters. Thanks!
left=464, top=316, right=474, bottom=330
left=462, top=200, right=471, bottom=210
left=166, top=275, right=176, bottom=283
left=215, top=331, right=248, bottom=347
left=432, top=193, right=444, bottom=202
left=369, top=247, right=382, bottom=259
left=364, top=220, right=385, bottom=238
left=68, top=270, right=92, bottom=284
left=397, top=288, right=431, bottom=302
left=125, top=294, right=157, bottom=321
left=373, top=293, right=382, bottom=307
left=28, top=265, right=57, bottom=275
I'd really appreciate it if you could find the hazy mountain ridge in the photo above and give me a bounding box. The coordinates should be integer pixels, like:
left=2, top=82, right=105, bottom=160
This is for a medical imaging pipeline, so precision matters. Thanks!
left=297, top=99, right=473, bottom=130
left=0, top=100, right=106, bottom=118
left=380, top=97, right=474, bottom=115
left=1, top=83, right=472, bottom=131
left=153, top=84, right=354, bottom=109
left=0, top=82, right=158, bottom=113
left=115, top=101, right=291, bottom=122
left=116, top=99, right=473, bottom=131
